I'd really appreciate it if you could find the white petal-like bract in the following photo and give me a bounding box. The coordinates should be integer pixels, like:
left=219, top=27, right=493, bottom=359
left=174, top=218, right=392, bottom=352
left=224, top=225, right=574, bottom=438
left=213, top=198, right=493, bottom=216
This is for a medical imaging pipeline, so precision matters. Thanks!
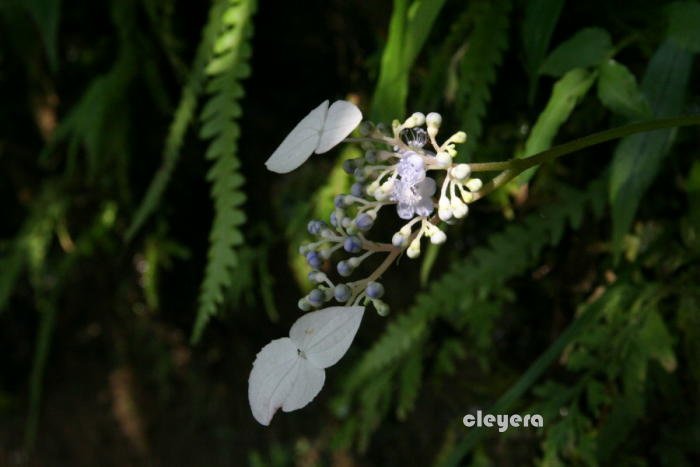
left=264, top=100, right=329, bottom=174
left=265, top=99, right=362, bottom=173
left=248, top=306, right=365, bottom=425
left=289, top=305, right=364, bottom=369
left=315, top=100, right=363, bottom=154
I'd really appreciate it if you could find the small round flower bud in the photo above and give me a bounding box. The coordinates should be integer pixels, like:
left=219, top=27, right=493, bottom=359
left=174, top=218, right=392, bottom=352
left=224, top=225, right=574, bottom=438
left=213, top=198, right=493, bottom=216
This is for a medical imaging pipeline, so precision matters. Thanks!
left=359, top=121, right=374, bottom=136
left=341, top=217, right=351, bottom=229
left=436, top=151, right=451, bottom=167
left=466, top=178, right=483, bottom=192
left=407, top=238, right=421, bottom=258
left=298, top=298, right=311, bottom=311
left=451, top=164, right=471, bottom=181
left=426, top=112, right=442, bottom=127
left=355, top=213, right=374, bottom=231
left=306, top=251, right=322, bottom=269
left=343, top=235, right=362, bottom=253
left=405, top=112, right=425, bottom=128
left=351, top=183, right=365, bottom=198
left=365, top=150, right=377, bottom=164
left=451, top=199, right=469, bottom=219
left=308, top=271, right=326, bottom=283
left=307, top=289, right=326, bottom=307
left=342, top=159, right=356, bottom=174
left=307, top=220, right=325, bottom=235
left=334, top=284, right=351, bottom=302
left=337, top=260, right=353, bottom=277
left=430, top=230, right=447, bottom=244
left=347, top=256, right=362, bottom=268
left=353, top=168, right=366, bottom=182
left=366, top=281, right=385, bottom=299
left=392, top=232, right=407, bottom=247
left=329, top=211, right=338, bottom=227
left=334, top=195, right=346, bottom=208
left=452, top=131, right=467, bottom=143
left=438, top=207, right=453, bottom=221
left=373, top=299, right=390, bottom=317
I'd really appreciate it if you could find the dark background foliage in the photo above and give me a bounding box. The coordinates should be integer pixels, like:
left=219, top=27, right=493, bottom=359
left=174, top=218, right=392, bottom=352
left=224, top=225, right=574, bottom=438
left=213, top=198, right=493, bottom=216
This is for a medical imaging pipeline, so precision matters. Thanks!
left=1, top=0, right=699, bottom=466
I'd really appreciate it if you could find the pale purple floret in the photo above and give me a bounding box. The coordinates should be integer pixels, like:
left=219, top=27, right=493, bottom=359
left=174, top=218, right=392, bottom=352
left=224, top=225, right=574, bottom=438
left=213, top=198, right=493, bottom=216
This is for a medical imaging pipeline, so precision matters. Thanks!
left=392, top=152, right=436, bottom=220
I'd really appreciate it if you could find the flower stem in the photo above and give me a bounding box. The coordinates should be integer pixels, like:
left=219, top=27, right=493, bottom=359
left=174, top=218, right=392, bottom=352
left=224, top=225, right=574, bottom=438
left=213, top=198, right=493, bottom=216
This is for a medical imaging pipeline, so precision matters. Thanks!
left=472, top=114, right=700, bottom=196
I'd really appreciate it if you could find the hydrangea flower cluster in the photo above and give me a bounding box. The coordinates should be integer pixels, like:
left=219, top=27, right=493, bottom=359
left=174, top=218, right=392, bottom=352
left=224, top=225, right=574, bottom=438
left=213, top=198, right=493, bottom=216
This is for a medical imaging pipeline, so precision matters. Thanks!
left=252, top=99, right=487, bottom=426
left=298, top=110, right=484, bottom=315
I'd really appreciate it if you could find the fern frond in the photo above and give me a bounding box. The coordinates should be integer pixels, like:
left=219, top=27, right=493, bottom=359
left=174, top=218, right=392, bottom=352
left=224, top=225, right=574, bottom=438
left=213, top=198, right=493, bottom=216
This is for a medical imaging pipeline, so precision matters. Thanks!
left=336, top=178, right=607, bottom=443
left=126, top=0, right=227, bottom=241
left=191, top=0, right=255, bottom=344
left=455, top=0, right=511, bottom=160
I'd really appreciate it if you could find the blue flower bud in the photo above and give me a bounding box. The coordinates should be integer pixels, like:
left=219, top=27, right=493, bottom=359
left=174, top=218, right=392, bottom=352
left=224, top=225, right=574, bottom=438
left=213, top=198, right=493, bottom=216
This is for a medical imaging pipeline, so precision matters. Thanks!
left=334, top=284, right=351, bottom=302
left=342, top=159, right=356, bottom=174
left=337, top=260, right=353, bottom=277
left=355, top=213, right=374, bottom=231
left=344, top=235, right=362, bottom=253
left=366, top=281, right=385, bottom=299
left=365, top=150, right=377, bottom=164
left=330, top=211, right=338, bottom=227
left=307, top=288, right=326, bottom=307
left=351, top=183, right=364, bottom=198
left=307, top=220, right=325, bottom=235
left=334, top=195, right=346, bottom=208
left=353, top=167, right=366, bottom=182
left=306, top=251, right=322, bottom=269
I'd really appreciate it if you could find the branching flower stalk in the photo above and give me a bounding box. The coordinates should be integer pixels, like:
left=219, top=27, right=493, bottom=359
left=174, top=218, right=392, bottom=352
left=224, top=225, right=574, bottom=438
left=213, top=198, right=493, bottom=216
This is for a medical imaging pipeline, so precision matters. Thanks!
left=253, top=102, right=700, bottom=426
left=297, top=111, right=700, bottom=316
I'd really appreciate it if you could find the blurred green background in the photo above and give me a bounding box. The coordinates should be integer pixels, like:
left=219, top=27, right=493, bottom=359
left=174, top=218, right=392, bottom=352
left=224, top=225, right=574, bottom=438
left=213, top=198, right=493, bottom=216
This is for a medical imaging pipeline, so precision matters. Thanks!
left=1, top=0, right=700, bottom=465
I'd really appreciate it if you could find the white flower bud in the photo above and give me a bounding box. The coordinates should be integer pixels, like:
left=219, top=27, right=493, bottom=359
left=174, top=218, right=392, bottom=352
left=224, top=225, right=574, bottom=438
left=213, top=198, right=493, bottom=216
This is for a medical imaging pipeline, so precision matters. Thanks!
left=405, top=112, right=425, bottom=128
left=451, top=199, right=469, bottom=219
left=348, top=257, right=362, bottom=267
left=451, top=131, right=467, bottom=143
left=406, top=238, right=421, bottom=258
left=399, top=224, right=412, bottom=237
left=466, top=178, right=483, bottom=192
left=430, top=230, right=447, bottom=244
left=426, top=112, right=442, bottom=127
left=438, top=207, right=453, bottom=221
left=460, top=191, right=473, bottom=203
left=435, top=151, right=451, bottom=167
left=450, top=164, right=471, bottom=181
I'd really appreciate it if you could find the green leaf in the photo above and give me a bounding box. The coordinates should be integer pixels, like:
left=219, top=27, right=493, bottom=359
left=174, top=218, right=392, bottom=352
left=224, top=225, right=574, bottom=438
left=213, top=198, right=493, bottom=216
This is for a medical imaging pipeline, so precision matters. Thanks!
left=609, top=40, right=693, bottom=255
left=371, top=0, right=446, bottom=122
left=454, top=0, right=511, bottom=160
left=521, top=0, right=565, bottom=98
left=516, top=68, right=597, bottom=183
left=540, top=28, right=613, bottom=77
left=25, top=0, right=61, bottom=71
left=597, top=59, right=651, bottom=119
left=638, top=310, right=677, bottom=372
left=667, top=1, right=700, bottom=52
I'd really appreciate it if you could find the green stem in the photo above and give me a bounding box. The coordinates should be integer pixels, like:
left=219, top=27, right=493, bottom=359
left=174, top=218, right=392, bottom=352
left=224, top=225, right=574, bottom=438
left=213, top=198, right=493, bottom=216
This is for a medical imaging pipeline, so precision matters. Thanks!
left=469, top=115, right=700, bottom=183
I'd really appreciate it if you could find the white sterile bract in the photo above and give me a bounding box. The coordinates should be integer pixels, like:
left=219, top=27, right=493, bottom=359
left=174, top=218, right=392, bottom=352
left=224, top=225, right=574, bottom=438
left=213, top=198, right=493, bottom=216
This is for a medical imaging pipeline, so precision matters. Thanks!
left=265, top=100, right=362, bottom=173
left=248, top=305, right=365, bottom=425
